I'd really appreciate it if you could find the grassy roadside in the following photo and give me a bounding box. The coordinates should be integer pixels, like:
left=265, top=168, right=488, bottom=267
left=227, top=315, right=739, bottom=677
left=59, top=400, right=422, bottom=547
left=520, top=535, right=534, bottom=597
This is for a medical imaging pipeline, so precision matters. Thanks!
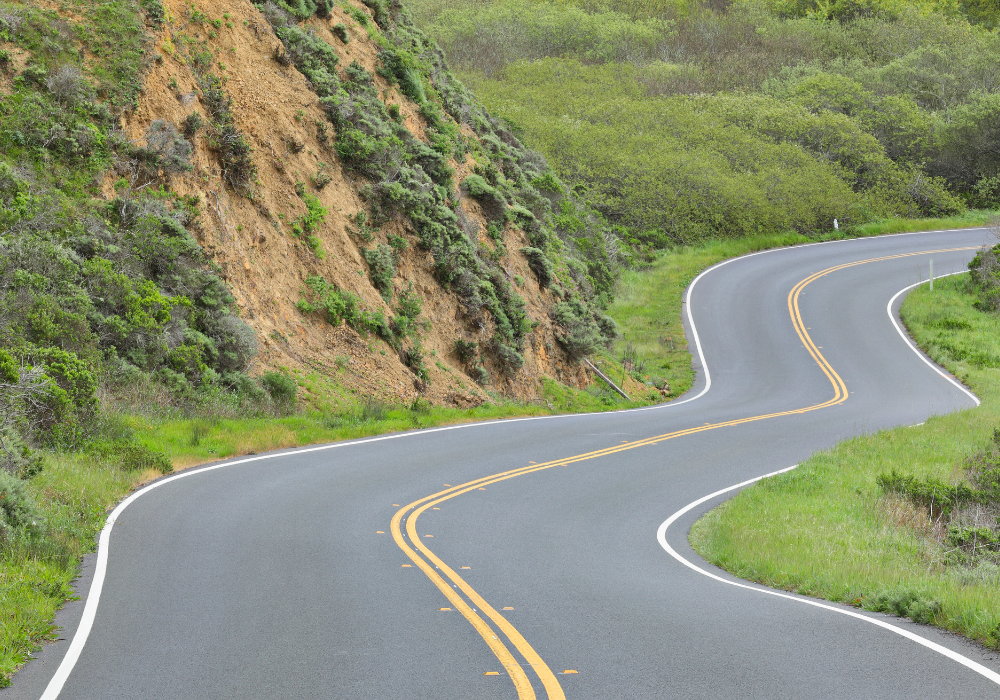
left=605, top=209, right=997, bottom=399
left=1, top=367, right=658, bottom=684
left=690, top=273, right=1000, bottom=649
left=3, top=211, right=994, bottom=685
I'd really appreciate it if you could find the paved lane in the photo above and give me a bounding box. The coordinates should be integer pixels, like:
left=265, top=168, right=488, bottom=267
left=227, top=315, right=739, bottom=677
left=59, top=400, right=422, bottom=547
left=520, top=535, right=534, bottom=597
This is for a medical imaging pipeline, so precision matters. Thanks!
left=7, top=228, right=1000, bottom=699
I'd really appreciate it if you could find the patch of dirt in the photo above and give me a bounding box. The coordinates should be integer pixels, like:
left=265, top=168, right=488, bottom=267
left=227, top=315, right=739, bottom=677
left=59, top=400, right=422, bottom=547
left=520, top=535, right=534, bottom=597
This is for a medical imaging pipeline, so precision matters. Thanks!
left=123, top=0, right=590, bottom=405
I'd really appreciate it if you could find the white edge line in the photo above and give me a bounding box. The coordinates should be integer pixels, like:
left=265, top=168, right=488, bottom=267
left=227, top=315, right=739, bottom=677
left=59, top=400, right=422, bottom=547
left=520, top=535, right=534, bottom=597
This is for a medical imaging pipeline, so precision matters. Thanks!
left=655, top=271, right=997, bottom=688
left=36, top=226, right=989, bottom=699
left=655, top=465, right=1000, bottom=687
left=887, top=272, right=981, bottom=406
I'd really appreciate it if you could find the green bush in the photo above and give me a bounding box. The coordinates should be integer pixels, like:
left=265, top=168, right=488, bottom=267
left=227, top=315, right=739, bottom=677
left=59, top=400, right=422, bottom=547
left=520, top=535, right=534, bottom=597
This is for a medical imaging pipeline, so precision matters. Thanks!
left=520, top=246, right=554, bottom=287
left=861, top=589, right=942, bottom=625
left=968, top=243, right=1000, bottom=312
left=454, top=338, right=478, bottom=364
left=86, top=438, right=173, bottom=474
left=0, top=428, right=45, bottom=479
left=363, top=243, right=397, bottom=301
left=469, top=364, right=489, bottom=385
left=182, top=112, right=204, bottom=138
left=463, top=174, right=506, bottom=218
left=0, top=470, right=41, bottom=538
left=260, top=370, right=297, bottom=404
left=332, top=23, right=350, bottom=43
left=552, top=297, right=605, bottom=359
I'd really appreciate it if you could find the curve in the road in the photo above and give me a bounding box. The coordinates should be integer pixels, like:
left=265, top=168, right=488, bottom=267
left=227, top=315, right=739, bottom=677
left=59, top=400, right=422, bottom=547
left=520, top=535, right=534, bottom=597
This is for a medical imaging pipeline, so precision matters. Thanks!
left=387, top=246, right=979, bottom=700
left=656, top=462, right=1000, bottom=688
left=32, top=238, right=989, bottom=700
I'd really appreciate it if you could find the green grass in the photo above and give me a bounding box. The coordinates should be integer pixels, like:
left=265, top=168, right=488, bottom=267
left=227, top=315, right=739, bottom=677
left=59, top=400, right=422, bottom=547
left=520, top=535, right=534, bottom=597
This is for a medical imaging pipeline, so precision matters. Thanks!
left=3, top=214, right=993, bottom=684
left=606, top=232, right=808, bottom=398
left=0, top=366, right=654, bottom=684
left=690, top=273, right=1000, bottom=649
left=848, top=209, right=997, bottom=238
left=606, top=214, right=997, bottom=400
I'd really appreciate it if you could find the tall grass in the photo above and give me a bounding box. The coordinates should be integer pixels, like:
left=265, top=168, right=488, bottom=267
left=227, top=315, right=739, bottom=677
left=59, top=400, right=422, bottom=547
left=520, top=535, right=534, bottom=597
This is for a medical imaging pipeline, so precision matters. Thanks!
left=691, top=274, right=1000, bottom=648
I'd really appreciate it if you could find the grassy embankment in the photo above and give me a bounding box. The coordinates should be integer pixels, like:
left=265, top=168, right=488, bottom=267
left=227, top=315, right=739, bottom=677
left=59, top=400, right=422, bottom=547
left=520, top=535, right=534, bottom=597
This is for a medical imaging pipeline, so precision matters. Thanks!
left=691, top=271, right=1000, bottom=649
left=607, top=209, right=996, bottom=399
left=3, top=370, right=662, bottom=684
left=4, top=210, right=990, bottom=682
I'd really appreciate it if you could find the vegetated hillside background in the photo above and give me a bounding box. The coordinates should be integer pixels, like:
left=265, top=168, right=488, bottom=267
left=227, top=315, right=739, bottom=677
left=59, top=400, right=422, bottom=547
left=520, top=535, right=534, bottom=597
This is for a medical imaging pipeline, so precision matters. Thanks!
left=0, top=0, right=634, bottom=475
left=408, top=0, right=1000, bottom=259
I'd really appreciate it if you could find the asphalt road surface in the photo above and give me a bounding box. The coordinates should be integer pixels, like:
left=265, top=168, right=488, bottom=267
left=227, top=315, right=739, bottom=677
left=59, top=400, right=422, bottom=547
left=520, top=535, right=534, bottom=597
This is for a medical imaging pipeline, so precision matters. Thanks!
left=7, top=228, right=1000, bottom=700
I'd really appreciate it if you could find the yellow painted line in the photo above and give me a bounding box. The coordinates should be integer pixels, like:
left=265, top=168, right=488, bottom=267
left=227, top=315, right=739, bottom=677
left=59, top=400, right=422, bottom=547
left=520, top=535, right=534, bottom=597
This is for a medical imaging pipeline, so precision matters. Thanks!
left=390, top=247, right=975, bottom=700
left=391, top=502, right=539, bottom=699
left=503, top=606, right=514, bottom=610
left=562, top=670, right=578, bottom=674
left=485, top=671, right=501, bottom=676
left=376, top=531, right=384, bottom=534
left=440, top=607, right=452, bottom=611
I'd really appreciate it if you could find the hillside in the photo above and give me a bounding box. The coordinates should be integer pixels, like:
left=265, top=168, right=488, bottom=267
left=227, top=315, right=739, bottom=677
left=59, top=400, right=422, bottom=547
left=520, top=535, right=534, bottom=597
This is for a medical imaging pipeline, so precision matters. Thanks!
left=0, top=0, right=626, bottom=448
left=409, top=0, right=1000, bottom=258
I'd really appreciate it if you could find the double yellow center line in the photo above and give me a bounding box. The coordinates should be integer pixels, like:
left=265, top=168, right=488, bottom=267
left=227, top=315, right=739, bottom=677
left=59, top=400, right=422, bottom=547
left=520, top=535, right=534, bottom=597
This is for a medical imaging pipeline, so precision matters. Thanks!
left=390, top=247, right=974, bottom=699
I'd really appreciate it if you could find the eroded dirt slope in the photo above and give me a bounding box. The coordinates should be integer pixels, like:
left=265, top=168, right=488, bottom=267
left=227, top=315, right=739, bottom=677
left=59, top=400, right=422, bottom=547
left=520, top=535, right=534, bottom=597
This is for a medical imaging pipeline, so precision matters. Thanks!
left=119, top=0, right=591, bottom=406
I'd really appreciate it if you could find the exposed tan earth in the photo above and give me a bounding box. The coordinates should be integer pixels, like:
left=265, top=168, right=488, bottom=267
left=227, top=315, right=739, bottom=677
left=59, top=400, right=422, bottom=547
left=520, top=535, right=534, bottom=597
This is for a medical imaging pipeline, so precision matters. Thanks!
left=112, top=0, right=599, bottom=407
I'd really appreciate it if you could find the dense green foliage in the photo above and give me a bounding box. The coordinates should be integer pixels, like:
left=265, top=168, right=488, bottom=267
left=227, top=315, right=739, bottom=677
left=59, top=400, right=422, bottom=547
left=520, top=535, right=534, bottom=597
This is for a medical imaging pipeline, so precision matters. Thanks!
left=0, top=6, right=282, bottom=677
left=259, top=0, right=618, bottom=378
left=410, top=0, right=1000, bottom=251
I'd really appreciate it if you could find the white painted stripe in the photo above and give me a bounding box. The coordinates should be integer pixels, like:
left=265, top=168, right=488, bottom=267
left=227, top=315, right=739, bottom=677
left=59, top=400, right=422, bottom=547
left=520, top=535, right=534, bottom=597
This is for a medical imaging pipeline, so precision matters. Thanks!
left=886, top=272, right=981, bottom=406
left=654, top=271, right=996, bottom=690
left=35, top=227, right=992, bottom=698
left=655, top=465, right=1000, bottom=687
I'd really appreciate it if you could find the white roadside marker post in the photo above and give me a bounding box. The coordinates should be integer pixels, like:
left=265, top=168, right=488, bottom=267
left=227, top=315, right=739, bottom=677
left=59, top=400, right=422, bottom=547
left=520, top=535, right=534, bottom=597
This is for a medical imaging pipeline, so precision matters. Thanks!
left=930, top=258, right=934, bottom=291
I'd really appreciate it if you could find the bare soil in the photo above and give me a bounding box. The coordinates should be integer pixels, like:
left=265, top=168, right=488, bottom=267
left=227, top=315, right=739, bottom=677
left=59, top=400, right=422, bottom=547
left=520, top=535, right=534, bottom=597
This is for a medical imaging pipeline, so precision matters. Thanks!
left=117, top=0, right=590, bottom=406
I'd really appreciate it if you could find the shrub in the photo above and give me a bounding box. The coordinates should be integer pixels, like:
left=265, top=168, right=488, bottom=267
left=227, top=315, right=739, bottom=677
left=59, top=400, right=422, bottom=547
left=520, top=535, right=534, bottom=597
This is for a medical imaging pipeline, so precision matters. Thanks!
left=199, top=74, right=257, bottom=194
left=0, top=470, right=41, bottom=538
left=312, top=167, right=333, bottom=190
left=552, top=297, right=604, bottom=359
left=332, top=22, right=349, bottom=43
left=86, top=439, right=173, bottom=474
left=293, top=189, right=327, bottom=236
left=182, top=112, right=205, bottom=138
left=0, top=428, right=45, bottom=479
left=400, top=343, right=429, bottom=380
left=138, top=120, right=194, bottom=177
left=463, top=174, right=506, bottom=218
left=454, top=338, right=478, bottom=364
left=493, top=342, right=524, bottom=374
left=969, top=243, right=1000, bottom=312
left=364, top=243, right=397, bottom=301
left=469, top=364, right=489, bottom=385
left=862, top=589, right=942, bottom=625
left=260, top=370, right=297, bottom=404
left=520, top=246, right=554, bottom=287
left=46, top=65, right=87, bottom=107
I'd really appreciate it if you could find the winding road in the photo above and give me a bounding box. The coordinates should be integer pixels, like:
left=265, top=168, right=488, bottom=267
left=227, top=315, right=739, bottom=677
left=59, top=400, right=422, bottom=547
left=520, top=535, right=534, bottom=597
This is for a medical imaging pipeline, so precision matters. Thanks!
left=7, top=228, right=1000, bottom=699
